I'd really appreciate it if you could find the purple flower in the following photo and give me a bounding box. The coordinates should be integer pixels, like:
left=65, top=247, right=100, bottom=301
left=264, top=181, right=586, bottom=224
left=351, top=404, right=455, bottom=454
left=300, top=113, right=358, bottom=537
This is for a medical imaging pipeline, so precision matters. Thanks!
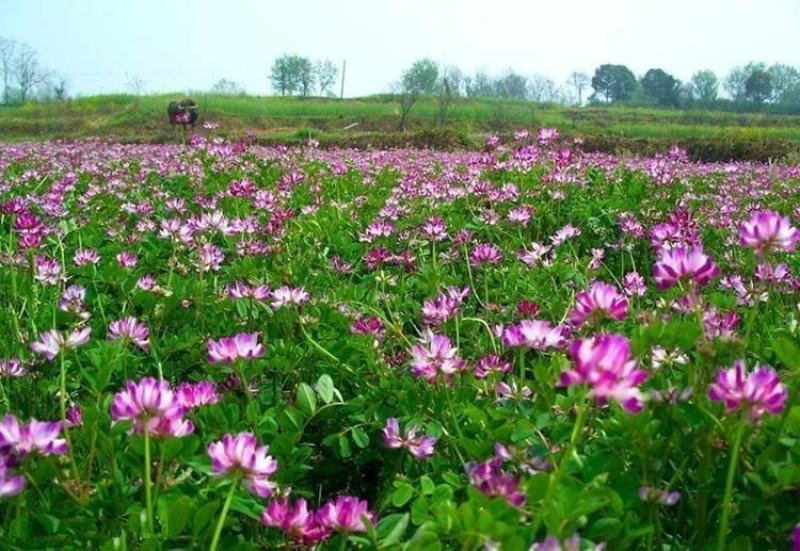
left=421, top=286, right=469, bottom=326
left=792, top=525, right=800, bottom=551
left=559, top=334, right=647, bottom=413
left=110, top=377, right=192, bottom=437
left=466, top=458, right=525, bottom=507
left=317, top=496, right=376, bottom=533
left=569, top=281, right=628, bottom=326
left=116, top=251, right=138, bottom=268
left=108, top=317, right=150, bottom=351
left=207, top=432, right=278, bottom=497
left=409, top=330, right=464, bottom=382
left=623, top=271, right=647, bottom=297
left=739, top=210, right=799, bottom=256
left=350, top=317, right=385, bottom=339
left=470, top=243, right=503, bottom=266
left=475, top=355, right=511, bottom=379
left=0, top=463, right=25, bottom=498
left=0, top=414, right=67, bottom=457
left=66, top=405, right=83, bottom=427
left=708, top=360, right=788, bottom=422
left=260, top=497, right=330, bottom=543
left=34, top=255, right=62, bottom=285
left=270, top=286, right=310, bottom=308
left=0, top=359, right=27, bottom=378
left=73, top=248, right=101, bottom=266
left=382, top=417, right=437, bottom=459
left=502, top=320, right=569, bottom=349
left=639, top=486, right=681, bottom=506
left=652, top=246, right=719, bottom=290
left=30, top=328, right=92, bottom=361
left=207, top=332, right=265, bottom=364
left=176, top=381, right=220, bottom=409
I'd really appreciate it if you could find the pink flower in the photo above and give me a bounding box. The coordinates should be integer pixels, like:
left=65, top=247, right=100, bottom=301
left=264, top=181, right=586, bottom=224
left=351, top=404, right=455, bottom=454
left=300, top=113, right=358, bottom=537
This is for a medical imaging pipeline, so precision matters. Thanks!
left=225, top=281, right=271, bottom=301
left=467, top=453, right=526, bottom=506
left=623, top=271, right=647, bottom=297
left=409, top=330, right=464, bottom=382
left=421, top=286, right=469, bottom=326
left=350, top=317, right=384, bottom=339
left=207, top=432, right=278, bottom=497
left=421, top=216, right=448, bottom=241
left=475, top=355, right=511, bottom=379
left=569, top=281, right=629, bottom=326
left=108, top=317, right=150, bottom=351
left=739, top=210, right=799, bottom=256
left=30, top=328, right=91, bottom=360
left=639, top=486, right=681, bottom=506
left=34, top=255, right=61, bottom=285
left=271, top=286, right=310, bottom=308
left=652, top=246, right=719, bottom=290
left=502, top=320, right=569, bottom=349
left=708, top=360, right=788, bottom=422
left=207, top=332, right=265, bottom=364
left=197, top=243, right=224, bottom=272
left=470, top=243, right=503, bottom=266
left=260, top=497, right=330, bottom=543
left=559, top=334, right=647, bottom=413
left=382, top=417, right=438, bottom=458
left=317, top=496, right=376, bottom=533
left=495, top=381, right=533, bottom=402
left=0, top=414, right=67, bottom=457
left=110, top=377, right=192, bottom=437
left=116, top=251, right=138, bottom=268
left=0, top=463, right=25, bottom=498
left=0, top=359, right=27, bottom=378
left=73, top=248, right=101, bottom=266
left=176, top=381, right=220, bottom=409
left=66, top=406, right=83, bottom=427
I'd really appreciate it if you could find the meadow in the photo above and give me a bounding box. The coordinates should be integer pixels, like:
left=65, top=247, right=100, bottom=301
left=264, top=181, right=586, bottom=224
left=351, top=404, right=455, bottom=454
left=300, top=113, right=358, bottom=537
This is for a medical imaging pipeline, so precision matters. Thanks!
left=0, top=130, right=799, bottom=549
left=3, top=95, right=800, bottom=161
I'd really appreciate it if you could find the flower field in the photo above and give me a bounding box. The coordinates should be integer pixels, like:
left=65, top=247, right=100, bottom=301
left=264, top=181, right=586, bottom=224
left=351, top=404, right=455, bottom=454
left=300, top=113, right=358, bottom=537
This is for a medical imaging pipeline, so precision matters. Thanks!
left=1, top=130, right=799, bottom=550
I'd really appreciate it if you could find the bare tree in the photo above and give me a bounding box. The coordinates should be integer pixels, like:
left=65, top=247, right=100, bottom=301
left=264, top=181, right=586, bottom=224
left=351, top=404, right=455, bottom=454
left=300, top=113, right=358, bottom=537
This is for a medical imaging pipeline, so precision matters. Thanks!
left=528, top=74, right=557, bottom=102
left=566, top=71, right=590, bottom=105
left=314, top=60, right=338, bottom=96
left=212, top=78, right=244, bottom=96
left=125, top=73, right=145, bottom=95
left=14, top=43, right=49, bottom=103
left=0, top=37, right=16, bottom=104
left=437, top=65, right=463, bottom=125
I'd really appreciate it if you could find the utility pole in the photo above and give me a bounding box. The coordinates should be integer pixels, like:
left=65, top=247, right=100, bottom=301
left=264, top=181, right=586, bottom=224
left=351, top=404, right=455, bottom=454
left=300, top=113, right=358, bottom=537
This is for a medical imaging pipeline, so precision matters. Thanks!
left=340, top=59, right=346, bottom=99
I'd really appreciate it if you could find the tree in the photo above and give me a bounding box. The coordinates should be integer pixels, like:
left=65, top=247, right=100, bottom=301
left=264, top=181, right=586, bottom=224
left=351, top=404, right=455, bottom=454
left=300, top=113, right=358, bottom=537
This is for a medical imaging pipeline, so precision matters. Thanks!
left=566, top=71, right=590, bottom=105
left=641, top=68, right=681, bottom=106
left=0, top=37, right=16, bottom=104
left=494, top=70, right=528, bottom=100
left=13, top=43, right=48, bottom=103
left=397, top=58, right=439, bottom=131
left=212, top=78, right=244, bottom=96
left=436, top=65, right=464, bottom=125
left=768, top=63, right=800, bottom=103
left=744, top=69, right=773, bottom=103
left=465, top=71, right=495, bottom=98
left=724, top=62, right=765, bottom=101
left=591, top=64, right=637, bottom=103
left=690, top=70, right=718, bottom=104
left=124, top=73, right=145, bottom=95
left=528, top=74, right=558, bottom=103
left=314, top=60, right=338, bottom=96
left=296, top=57, right=314, bottom=97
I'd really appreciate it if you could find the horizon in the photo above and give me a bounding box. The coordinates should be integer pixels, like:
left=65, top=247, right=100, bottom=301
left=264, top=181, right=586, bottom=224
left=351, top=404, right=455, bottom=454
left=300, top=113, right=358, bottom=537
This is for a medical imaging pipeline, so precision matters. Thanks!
left=1, top=0, right=799, bottom=99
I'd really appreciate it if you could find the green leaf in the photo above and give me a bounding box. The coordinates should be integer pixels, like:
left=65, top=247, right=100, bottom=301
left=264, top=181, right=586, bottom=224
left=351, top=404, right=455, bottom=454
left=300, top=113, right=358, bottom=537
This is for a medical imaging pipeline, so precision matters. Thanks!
left=193, top=500, right=220, bottom=536
left=420, top=475, right=435, bottom=496
left=773, top=336, right=800, bottom=371
left=351, top=427, right=369, bottom=448
left=297, top=382, right=317, bottom=415
left=316, top=374, right=335, bottom=404
left=338, top=434, right=352, bottom=458
left=377, top=513, right=409, bottom=545
left=391, top=482, right=415, bottom=507
left=160, top=495, right=193, bottom=538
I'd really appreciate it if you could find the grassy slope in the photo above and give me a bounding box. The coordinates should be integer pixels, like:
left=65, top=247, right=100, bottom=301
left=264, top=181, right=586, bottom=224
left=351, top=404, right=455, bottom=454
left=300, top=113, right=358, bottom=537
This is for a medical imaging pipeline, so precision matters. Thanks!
left=2, top=93, right=800, bottom=145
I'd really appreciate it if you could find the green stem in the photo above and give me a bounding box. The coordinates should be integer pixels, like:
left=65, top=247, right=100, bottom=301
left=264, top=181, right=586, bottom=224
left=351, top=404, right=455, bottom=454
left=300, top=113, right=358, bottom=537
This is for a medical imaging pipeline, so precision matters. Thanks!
left=716, top=421, right=747, bottom=551
left=59, top=352, right=82, bottom=494
left=143, top=429, right=153, bottom=536
left=210, top=477, right=240, bottom=551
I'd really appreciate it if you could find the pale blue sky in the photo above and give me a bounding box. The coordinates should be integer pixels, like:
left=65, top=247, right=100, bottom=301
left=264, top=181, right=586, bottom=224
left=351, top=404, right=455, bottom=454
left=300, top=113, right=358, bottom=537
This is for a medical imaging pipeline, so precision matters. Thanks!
left=1, top=0, right=798, bottom=97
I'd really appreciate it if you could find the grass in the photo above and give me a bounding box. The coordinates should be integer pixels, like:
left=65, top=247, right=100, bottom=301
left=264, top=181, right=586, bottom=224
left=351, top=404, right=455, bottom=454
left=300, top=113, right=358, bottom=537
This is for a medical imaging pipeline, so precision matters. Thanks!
left=3, top=93, right=800, bottom=146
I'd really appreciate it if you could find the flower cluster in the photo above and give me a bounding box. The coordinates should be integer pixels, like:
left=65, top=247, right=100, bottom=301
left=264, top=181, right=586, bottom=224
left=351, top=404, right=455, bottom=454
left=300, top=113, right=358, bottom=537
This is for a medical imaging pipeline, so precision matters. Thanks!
left=110, top=377, right=195, bottom=438
left=207, top=432, right=278, bottom=497
left=382, top=417, right=437, bottom=458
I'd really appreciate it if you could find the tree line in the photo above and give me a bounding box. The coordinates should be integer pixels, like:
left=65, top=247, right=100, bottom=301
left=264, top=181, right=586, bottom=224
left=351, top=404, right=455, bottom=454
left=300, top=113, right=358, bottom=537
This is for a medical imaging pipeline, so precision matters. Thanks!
left=0, top=37, right=67, bottom=104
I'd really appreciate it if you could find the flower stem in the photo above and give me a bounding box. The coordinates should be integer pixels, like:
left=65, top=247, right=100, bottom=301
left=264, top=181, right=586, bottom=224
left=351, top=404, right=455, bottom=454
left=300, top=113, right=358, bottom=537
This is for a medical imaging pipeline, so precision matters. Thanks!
left=143, top=429, right=153, bottom=536
left=716, top=421, right=746, bottom=551
left=59, top=352, right=82, bottom=495
left=210, top=477, right=240, bottom=551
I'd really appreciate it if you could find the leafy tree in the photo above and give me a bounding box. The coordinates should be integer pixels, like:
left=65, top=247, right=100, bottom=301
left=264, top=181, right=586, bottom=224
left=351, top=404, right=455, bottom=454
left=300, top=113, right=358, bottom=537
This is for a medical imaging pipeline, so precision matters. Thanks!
left=591, top=64, right=637, bottom=102
left=296, top=57, right=315, bottom=97
left=314, top=60, right=338, bottom=97
left=641, top=68, right=681, bottom=106
left=269, top=54, right=313, bottom=96
left=724, top=62, right=765, bottom=101
left=465, top=71, right=495, bottom=98
left=566, top=71, right=591, bottom=105
left=212, top=78, right=244, bottom=96
left=528, top=74, right=558, bottom=103
left=690, top=70, right=718, bottom=104
left=493, top=70, right=528, bottom=100
left=744, top=69, right=773, bottom=103
left=397, top=58, right=439, bottom=131
left=767, top=63, right=800, bottom=103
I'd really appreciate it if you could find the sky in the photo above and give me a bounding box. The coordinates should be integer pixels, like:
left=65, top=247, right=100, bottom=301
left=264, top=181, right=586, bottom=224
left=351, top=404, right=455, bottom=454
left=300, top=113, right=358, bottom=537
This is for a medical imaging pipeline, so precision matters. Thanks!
left=1, top=0, right=798, bottom=98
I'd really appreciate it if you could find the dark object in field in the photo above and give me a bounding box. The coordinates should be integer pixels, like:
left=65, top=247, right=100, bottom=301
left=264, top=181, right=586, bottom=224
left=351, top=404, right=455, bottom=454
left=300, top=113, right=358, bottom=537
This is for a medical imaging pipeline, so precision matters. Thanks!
left=167, top=99, right=199, bottom=126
